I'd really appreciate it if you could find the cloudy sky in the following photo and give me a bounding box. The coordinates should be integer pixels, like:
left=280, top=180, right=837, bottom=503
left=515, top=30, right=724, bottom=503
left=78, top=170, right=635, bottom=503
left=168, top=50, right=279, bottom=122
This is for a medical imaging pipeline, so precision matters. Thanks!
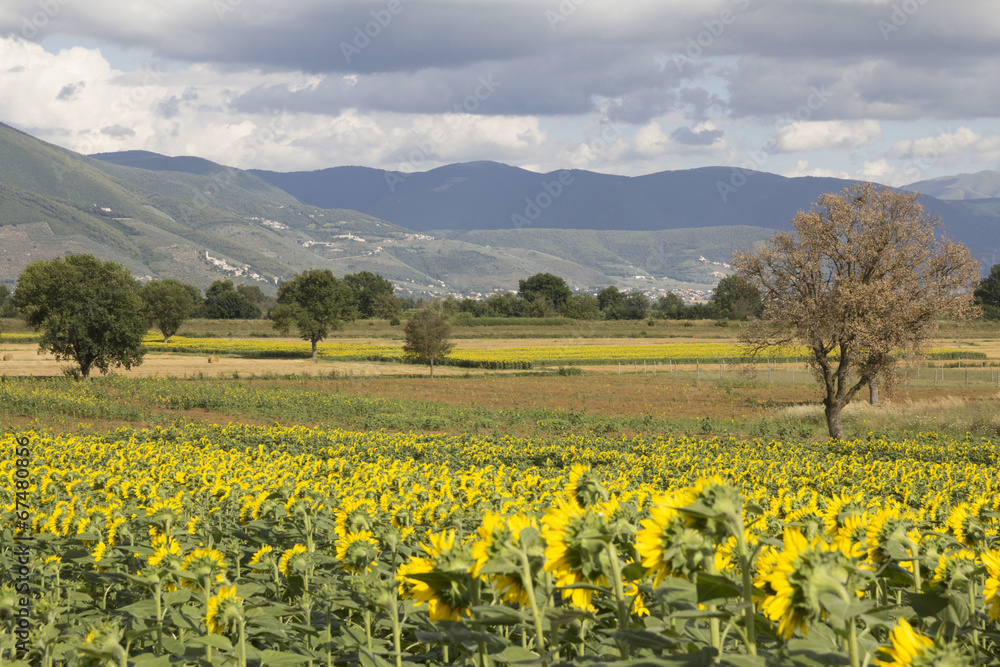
left=1, top=0, right=998, bottom=182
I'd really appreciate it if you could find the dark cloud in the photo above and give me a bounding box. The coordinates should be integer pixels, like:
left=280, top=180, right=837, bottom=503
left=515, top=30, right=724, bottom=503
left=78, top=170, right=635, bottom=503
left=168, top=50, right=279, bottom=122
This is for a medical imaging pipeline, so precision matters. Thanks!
left=57, top=82, right=83, bottom=100
left=670, top=126, right=724, bottom=146
left=157, top=89, right=198, bottom=119
left=100, top=124, right=135, bottom=137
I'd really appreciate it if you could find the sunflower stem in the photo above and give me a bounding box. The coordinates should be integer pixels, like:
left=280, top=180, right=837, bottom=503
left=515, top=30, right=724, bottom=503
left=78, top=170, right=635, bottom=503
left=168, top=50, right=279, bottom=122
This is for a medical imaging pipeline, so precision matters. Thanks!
left=846, top=619, right=859, bottom=667
left=732, top=519, right=758, bottom=655
left=517, top=547, right=547, bottom=663
left=969, top=579, right=980, bottom=666
left=603, top=541, right=631, bottom=660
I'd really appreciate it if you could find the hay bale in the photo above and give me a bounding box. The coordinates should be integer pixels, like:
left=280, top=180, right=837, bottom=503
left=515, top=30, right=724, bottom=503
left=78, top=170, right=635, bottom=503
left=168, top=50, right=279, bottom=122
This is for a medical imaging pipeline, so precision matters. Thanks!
left=208, top=356, right=219, bottom=364
left=1, top=353, right=12, bottom=362
left=37, top=349, right=45, bottom=355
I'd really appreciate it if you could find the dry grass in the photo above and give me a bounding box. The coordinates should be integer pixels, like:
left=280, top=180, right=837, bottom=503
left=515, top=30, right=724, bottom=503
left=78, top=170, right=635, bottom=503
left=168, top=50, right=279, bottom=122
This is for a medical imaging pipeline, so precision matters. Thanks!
left=775, top=394, right=1000, bottom=435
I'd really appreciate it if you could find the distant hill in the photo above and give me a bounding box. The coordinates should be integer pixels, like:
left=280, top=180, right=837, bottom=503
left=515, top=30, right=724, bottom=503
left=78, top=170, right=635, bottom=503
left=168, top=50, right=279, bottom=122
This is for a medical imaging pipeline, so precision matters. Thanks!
left=906, top=170, right=1000, bottom=200
left=6, top=122, right=996, bottom=297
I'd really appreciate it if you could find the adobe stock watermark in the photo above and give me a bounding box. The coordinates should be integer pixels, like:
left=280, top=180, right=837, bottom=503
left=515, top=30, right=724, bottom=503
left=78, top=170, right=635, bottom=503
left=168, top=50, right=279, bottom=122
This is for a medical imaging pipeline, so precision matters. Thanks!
left=18, top=0, right=71, bottom=40
left=340, top=0, right=408, bottom=63
left=511, top=122, right=624, bottom=230
left=546, top=0, right=588, bottom=31
left=655, top=0, right=751, bottom=74
left=716, top=84, right=833, bottom=202
left=384, top=74, right=502, bottom=192
left=877, top=0, right=929, bottom=41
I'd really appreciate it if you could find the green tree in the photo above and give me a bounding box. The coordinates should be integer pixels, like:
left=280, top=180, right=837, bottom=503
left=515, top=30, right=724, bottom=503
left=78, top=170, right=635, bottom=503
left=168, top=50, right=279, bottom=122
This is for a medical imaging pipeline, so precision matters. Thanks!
left=518, top=273, right=572, bottom=314
left=653, top=292, right=686, bottom=319
left=344, top=271, right=400, bottom=319
left=974, top=264, right=1000, bottom=320
left=403, top=302, right=453, bottom=377
left=0, top=284, right=15, bottom=318
left=563, top=293, right=602, bottom=320
left=734, top=183, right=980, bottom=439
left=140, top=279, right=198, bottom=342
left=270, top=269, right=357, bottom=358
left=204, top=280, right=261, bottom=319
left=711, top=274, right=762, bottom=320
left=13, top=254, right=148, bottom=378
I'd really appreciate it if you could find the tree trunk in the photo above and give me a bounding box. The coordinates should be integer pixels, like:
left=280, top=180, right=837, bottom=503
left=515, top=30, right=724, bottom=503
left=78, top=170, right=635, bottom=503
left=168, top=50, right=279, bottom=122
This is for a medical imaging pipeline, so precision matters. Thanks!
left=825, top=400, right=845, bottom=440
left=164, top=334, right=171, bottom=343
left=311, top=340, right=318, bottom=359
left=429, top=358, right=434, bottom=378
left=868, top=376, right=879, bottom=406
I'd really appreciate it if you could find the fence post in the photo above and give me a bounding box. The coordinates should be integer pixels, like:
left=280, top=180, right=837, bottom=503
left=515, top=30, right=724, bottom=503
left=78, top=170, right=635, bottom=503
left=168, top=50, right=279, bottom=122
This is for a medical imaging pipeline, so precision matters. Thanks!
left=644, top=360, right=647, bottom=374
left=618, top=362, right=620, bottom=375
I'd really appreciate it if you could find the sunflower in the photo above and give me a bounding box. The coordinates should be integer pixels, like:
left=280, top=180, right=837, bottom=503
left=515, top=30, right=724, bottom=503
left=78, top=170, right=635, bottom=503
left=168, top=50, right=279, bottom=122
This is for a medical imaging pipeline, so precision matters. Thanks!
left=470, top=513, right=539, bottom=606
left=397, top=529, right=475, bottom=621
left=542, top=496, right=614, bottom=611
left=930, top=549, right=977, bottom=590
left=147, top=537, right=182, bottom=569
left=248, top=545, right=275, bottom=567
left=823, top=490, right=865, bottom=538
left=205, top=585, right=242, bottom=635
left=755, top=529, right=862, bottom=641
left=336, top=530, right=380, bottom=575
left=565, top=465, right=609, bottom=507
left=875, top=618, right=933, bottom=667
left=636, top=488, right=715, bottom=585
left=182, top=547, right=228, bottom=591
left=982, top=550, right=1000, bottom=622
left=278, top=544, right=309, bottom=578
left=91, top=541, right=107, bottom=564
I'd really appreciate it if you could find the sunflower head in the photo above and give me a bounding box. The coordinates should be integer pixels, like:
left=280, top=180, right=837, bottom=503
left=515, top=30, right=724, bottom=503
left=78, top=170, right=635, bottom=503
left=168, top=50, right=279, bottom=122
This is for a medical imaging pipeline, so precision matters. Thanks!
left=930, top=549, right=977, bottom=591
left=566, top=465, right=609, bottom=508
left=755, top=530, right=865, bottom=641
left=182, top=547, right=228, bottom=590
left=205, top=585, right=243, bottom=635
left=279, top=544, right=310, bottom=578
left=397, top=530, right=475, bottom=621
left=336, top=530, right=380, bottom=575
left=875, top=618, right=969, bottom=667
left=983, top=550, right=1000, bottom=622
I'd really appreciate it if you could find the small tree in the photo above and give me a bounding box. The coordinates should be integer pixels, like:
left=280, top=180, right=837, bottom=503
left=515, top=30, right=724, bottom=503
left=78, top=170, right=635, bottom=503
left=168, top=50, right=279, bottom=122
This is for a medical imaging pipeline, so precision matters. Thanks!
left=711, top=274, right=762, bottom=320
left=974, top=264, right=1000, bottom=320
left=13, top=254, right=148, bottom=378
left=403, top=302, right=453, bottom=377
left=140, top=279, right=198, bottom=342
left=734, top=183, right=980, bottom=439
left=270, top=269, right=356, bottom=359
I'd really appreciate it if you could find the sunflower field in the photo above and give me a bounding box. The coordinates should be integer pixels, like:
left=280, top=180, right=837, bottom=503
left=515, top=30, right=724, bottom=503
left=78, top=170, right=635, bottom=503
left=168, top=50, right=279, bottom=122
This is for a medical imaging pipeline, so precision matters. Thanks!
left=141, top=336, right=984, bottom=370
left=3, top=419, right=1000, bottom=666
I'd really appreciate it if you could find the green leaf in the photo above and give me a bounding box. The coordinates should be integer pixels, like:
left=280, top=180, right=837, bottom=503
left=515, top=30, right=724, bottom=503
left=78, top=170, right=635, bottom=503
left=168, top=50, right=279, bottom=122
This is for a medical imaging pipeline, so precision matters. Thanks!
left=256, top=650, right=312, bottom=666
left=120, top=599, right=158, bottom=620
left=495, top=645, right=541, bottom=665
left=189, top=633, right=233, bottom=651
left=622, top=562, right=648, bottom=581
left=613, top=628, right=680, bottom=650
left=696, top=572, right=743, bottom=603
left=468, top=605, right=527, bottom=626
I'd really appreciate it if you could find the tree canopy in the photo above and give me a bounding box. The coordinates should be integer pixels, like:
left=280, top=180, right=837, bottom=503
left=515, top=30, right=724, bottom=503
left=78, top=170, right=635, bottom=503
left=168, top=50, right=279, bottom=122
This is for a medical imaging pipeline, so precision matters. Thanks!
left=13, top=254, right=148, bottom=378
left=974, top=263, right=1000, bottom=320
left=344, top=271, right=400, bottom=319
left=270, top=269, right=357, bottom=358
left=710, top=274, right=762, bottom=320
left=140, top=279, right=198, bottom=342
left=403, top=302, right=453, bottom=377
left=734, top=182, right=980, bottom=439
left=204, top=280, right=262, bottom=319
left=518, top=273, right=572, bottom=314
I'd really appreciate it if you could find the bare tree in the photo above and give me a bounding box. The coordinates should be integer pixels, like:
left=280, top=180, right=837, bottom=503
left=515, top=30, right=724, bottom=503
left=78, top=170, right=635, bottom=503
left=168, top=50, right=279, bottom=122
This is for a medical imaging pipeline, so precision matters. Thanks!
left=733, top=183, right=980, bottom=440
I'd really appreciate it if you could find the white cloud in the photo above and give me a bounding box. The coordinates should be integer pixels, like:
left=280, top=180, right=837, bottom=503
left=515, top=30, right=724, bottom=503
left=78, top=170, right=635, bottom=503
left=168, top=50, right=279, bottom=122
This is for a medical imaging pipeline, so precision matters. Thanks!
left=890, top=126, right=1000, bottom=168
left=780, top=160, right=850, bottom=179
left=771, top=120, right=882, bottom=153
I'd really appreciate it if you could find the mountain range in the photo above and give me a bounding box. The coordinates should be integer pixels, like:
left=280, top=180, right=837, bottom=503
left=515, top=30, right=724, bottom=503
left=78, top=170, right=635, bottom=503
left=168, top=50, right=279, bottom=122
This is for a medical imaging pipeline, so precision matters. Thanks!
left=1, top=121, right=998, bottom=298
